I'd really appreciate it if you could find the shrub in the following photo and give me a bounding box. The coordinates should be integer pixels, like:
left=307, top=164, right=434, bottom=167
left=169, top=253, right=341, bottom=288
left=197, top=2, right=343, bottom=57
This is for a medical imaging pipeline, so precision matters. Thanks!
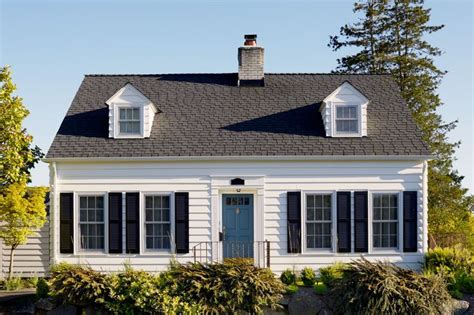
left=280, top=268, right=296, bottom=285
left=49, top=263, right=109, bottom=306
left=5, top=276, right=23, bottom=291
left=424, top=246, right=474, bottom=297
left=286, top=284, right=299, bottom=295
left=36, top=278, right=49, bottom=298
left=329, top=258, right=451, bottom=315
left=165, top=260, right=285, bottom=314
left=313, top=282, right=328, bottom=295
left=300, top=267, right=316, bottom=286
left=424, top=246, right=473, bottom=275
left=318, top=262, right=347, bottom=287
left=105, top=266, right=200, bottom=314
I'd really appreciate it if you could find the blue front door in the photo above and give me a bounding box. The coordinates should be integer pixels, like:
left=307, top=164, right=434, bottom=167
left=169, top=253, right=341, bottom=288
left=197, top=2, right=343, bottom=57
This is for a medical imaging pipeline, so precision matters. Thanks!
left=222, top=194, right=254, bottom=258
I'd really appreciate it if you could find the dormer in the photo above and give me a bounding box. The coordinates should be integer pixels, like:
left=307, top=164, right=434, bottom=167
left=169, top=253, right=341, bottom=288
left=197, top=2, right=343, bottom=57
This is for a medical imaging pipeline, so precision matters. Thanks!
left=105, top=83, right=157, bottom=139
left=320, top=81, right=369, bottom=137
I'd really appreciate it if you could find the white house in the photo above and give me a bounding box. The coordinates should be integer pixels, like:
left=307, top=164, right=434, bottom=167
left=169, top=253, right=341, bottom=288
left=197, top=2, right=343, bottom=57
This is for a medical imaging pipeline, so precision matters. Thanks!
left=44, top=35, right=430, bottom=274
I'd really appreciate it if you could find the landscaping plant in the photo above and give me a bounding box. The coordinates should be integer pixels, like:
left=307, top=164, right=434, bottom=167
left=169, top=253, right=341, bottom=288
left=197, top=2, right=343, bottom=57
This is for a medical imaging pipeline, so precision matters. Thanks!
left=36, top=277, right=49, bottom=299
left=280, top=268, right=296, bottom=285
left=165, top=259, right=285, bottom=314
left=424, top=246, right=474, bottom=296
left=318, top=262, right=347, bottom=287
left=48, top=263, right=110, bottom=307
left=329, top=258, right=451, bottom=315
left=313, top=282, right=328, bottom=295
left=105, top=265, right=200, bottom=314
left=300, top=267, right=316, bottom=286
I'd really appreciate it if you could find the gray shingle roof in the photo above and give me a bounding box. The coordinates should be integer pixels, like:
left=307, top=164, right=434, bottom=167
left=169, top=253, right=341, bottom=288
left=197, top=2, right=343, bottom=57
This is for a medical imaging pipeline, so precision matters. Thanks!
left=46, top=73, right=430, bottom=159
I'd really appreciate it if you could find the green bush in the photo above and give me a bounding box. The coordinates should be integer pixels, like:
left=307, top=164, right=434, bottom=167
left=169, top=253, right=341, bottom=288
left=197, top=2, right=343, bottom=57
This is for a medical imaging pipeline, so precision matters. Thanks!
left=318, top=262, right=347, bottom=287
left=49, top=263, right=109, bottom=306
left=165, top=260, right=285, bottom=314
left=105, top=266, right=200, bottom=314
left=5, top=277, right=23, bottom=291
left=36, top=278, right=49, bottom=298
left=300, top=267, right=316, bottom=286
left=313, top=282, right=328, bottom=295
left=424, top=246, right=473, bottom=275
left=280, top=268, right=296, bottom=285
left=424, top=246, right=474, bottom=297
left=329, top=258, right=451, bottom=315
left=285, top=284, right=299, bottom=295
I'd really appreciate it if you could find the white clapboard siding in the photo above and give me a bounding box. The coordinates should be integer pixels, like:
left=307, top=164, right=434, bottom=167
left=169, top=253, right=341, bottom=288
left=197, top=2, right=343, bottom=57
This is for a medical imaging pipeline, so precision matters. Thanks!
left=50, top=159, right=427, bottom=273
left=1, top=222, right=50, bottom=277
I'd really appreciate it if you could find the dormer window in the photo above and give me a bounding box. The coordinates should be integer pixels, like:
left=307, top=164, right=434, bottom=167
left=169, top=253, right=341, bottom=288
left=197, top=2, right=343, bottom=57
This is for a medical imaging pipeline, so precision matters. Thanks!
left=105, top=83, right=158, bottom=139
left=118, top=107, right=141, bottom=135
left=320, top=82, right=369, bottom=138
left=335, top=105, right=359, bottom=134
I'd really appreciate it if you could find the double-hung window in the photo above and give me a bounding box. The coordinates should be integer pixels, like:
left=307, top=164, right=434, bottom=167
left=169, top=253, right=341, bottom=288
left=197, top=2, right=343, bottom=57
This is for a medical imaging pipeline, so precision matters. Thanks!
left=372, top=193, right=399, bottom=249
left=79, top=196, right=105, bottom=250
left=335, top=105, right=358, bottom=133
left=145, top=195, right=171, bottom=250
left=306, top=194, right=332, bottom=249
left=118, top=107, right=141, bottom=135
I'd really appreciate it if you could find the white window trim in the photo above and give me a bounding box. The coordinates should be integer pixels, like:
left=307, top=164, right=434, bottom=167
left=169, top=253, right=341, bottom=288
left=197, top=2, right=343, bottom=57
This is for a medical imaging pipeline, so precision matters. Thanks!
left=332, top=103, right=362, bottom=137
left=140, top=192, right=174, bottom=255
left=302, top=191, right=336, bottom=254
left=368, top=191, right=403, bottom=254
left=113, top=103, right=145, bottom=139
left=75, top=192, right=108, bottom=255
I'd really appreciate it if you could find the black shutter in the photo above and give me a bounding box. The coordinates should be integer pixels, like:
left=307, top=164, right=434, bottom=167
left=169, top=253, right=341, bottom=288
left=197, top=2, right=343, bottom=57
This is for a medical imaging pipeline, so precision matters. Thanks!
left=109, top=193, right=123, bottom=254
left=59, top=193, right=74, bottom=254
left=403, top=191, right=418, bottom=252
left=287, top=192, right=301, bottom=253
left=337, top=192, right=351, bottom=253
left=354, top=191, right=368, bottom=252
left=175, top=192, right=189, bottom=254
left=126, top=193, right=140, bottom=254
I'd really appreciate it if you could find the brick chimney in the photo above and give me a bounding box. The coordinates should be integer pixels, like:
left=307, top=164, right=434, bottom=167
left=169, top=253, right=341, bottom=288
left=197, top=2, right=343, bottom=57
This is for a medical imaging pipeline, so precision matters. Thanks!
left=238, top=34, right=264, bottom=87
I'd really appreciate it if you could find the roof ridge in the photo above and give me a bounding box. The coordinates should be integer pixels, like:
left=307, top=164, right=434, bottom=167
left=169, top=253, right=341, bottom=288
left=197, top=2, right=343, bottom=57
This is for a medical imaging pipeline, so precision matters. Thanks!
left=84, top=73, right=392, bottom=77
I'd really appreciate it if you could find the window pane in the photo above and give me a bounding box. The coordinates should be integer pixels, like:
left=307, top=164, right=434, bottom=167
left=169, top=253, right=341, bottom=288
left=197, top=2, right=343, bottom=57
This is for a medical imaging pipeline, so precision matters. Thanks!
left=315, top=195, right=322, bottom=208
left=80, top=197, right=87, bottom=209
left=162, top=196, right=170, bottom=209
left=80, top=210, right=87, bottom=221
left=119, top=108, right=126, bottom=119
left=96, top=209, right=104, bottom=221
left=307, top=223, right=315, bottom=235
left=307, top=209, right=315, bottom=221
left=307, top=195, right=314, bottom=208
left=96, top=197, right=104, bottom=209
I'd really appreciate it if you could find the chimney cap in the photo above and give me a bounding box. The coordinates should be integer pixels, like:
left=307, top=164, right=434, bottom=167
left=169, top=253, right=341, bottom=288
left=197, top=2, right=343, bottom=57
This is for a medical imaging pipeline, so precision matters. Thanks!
left=244, top=34, right=257, bottom=40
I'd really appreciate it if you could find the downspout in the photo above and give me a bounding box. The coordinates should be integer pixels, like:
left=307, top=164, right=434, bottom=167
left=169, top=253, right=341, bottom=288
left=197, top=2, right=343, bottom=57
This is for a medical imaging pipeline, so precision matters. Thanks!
left=49, top=162, right=58, bottom=269
left=422, top=161, right=429, bottom=253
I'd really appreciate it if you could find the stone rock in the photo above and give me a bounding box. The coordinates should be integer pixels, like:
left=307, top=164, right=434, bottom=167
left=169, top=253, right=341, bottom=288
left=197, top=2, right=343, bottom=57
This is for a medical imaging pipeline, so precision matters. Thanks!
left=35, top=298, right=55, bottom=311
left=288, top=287, right=330, bottom=315
left=47, top=304, right=77, bottom=315
left=442, top=299, right=469, bottom=315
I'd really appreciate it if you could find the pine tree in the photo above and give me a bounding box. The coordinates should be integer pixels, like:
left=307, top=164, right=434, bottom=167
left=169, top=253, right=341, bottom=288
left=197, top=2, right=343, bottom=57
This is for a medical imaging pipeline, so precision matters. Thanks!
left=329, top=0, right=473, bottom=246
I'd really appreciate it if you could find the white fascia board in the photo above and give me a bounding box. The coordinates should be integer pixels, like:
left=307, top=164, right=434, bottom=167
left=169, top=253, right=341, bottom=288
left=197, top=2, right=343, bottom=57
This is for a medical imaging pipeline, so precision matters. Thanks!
left=43, top=155, right=433, bottom=163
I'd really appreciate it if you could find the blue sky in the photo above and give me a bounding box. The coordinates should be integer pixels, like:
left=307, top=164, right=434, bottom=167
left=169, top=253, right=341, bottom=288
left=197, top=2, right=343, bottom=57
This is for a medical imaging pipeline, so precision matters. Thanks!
left=1, top=0, right=472, bottom=191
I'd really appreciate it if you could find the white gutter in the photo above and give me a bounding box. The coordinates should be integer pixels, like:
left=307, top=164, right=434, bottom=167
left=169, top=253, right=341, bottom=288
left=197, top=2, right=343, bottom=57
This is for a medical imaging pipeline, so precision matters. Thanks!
left=43, top=155, right=433, bottom=163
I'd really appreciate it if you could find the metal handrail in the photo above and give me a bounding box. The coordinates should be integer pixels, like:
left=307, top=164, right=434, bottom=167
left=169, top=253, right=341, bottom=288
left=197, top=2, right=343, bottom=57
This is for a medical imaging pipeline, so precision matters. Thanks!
left=192, top=240, right=271, bottom=268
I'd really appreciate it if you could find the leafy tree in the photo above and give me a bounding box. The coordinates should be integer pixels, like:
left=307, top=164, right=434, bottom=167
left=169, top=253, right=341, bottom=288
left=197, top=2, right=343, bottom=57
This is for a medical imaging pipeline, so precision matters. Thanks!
left=329, top=0, right=473, bottom=247
left=0, top=66, right=43, bottom=186
left=0, top=66, right=46, bottom=278
left=0, top=183, right=47, bottom=279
